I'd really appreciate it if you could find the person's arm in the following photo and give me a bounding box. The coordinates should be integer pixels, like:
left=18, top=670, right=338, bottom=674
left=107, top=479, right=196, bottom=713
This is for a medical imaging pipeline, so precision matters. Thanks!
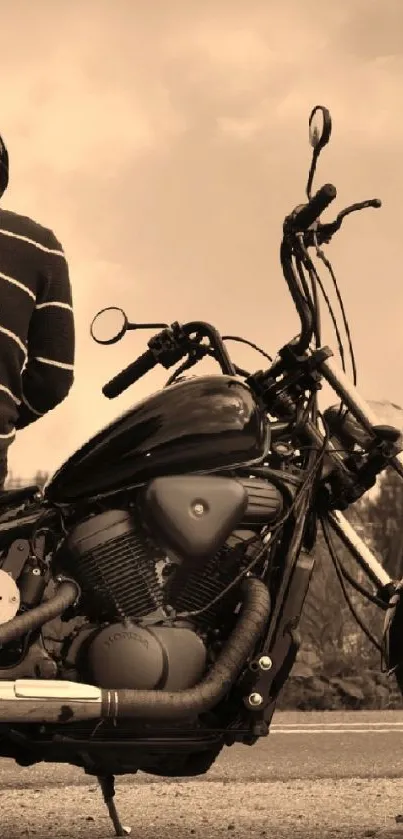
left=15, top=230, right=75, bottom=430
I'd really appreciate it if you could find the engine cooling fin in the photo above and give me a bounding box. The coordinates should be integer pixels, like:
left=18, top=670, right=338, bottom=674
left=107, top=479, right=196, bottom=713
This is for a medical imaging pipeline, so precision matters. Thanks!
left=168, top=531, right=261, bottom=627
left=59, top=509, right=164, bottom=621
left=58, top=475, right=282, bottom=627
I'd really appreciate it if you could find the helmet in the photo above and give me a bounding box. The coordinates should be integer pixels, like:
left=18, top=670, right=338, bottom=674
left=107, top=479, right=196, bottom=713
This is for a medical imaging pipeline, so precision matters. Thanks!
left=0, top=136, right=9, bottom=198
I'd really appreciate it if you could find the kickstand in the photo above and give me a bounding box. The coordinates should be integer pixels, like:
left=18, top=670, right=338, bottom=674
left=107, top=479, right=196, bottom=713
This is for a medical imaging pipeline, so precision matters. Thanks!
left=97, top=774, right=132, bottom=836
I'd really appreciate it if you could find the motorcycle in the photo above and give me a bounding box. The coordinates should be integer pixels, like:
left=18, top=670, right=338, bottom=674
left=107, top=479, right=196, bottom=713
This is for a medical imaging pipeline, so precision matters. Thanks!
left=0, top=105, right=403, bottom=837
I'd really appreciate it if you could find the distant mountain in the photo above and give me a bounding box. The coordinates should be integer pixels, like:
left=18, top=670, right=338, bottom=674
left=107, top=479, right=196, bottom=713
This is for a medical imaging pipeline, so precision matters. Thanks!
left=368, top=400, right=403, bottom=430
left=357, top=400, right=403, bottom=500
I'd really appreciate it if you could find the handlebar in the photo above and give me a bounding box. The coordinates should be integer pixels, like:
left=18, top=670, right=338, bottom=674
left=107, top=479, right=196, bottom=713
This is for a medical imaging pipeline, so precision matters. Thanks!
left=279, top=240, right=314, bottom=355
left=102, top=173, right=383, bottom=426
left=281, top=182, right=337, bottom=354
left=290, top=183, right=337, bottom=232
left=281, top=189, right=381, bottom=355
left=102, top=320, right=237, bottom=399
left=103, top=349, right=156, bottom=398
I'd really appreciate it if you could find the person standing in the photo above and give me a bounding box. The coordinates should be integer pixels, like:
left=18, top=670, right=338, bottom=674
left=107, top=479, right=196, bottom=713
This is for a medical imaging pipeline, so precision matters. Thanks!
left=0, top=136, right=75, bottom=488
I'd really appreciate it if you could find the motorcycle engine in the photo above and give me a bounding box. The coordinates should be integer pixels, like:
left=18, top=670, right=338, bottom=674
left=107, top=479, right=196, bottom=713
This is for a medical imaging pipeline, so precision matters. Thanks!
left=56, top=475, right=284, bottom=692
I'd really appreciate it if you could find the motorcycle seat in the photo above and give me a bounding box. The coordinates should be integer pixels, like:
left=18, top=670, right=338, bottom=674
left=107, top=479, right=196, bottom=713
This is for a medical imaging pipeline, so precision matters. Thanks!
left=0, top=485, right=41, bottom=507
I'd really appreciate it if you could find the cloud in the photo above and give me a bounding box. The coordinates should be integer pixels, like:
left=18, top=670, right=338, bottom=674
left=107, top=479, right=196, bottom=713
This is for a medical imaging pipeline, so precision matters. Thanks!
left=0, top=0, right=402, bottom=480
left=2, top=41, right=185, bottom=183
left=331, top=0, right=403, bottom=59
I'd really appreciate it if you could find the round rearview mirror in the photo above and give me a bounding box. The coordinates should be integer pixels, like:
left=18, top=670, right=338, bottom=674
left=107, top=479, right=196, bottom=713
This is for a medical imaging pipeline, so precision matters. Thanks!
left=90, top=307, right=128, bottom=345
left=309, top=105, right=332, bottom=151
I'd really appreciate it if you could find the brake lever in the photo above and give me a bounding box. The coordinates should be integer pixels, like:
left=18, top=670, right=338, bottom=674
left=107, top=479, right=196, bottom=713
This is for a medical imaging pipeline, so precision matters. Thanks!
left=336, top=198, right=381, bottom=223
left=302, top=198, right=381, bottom=247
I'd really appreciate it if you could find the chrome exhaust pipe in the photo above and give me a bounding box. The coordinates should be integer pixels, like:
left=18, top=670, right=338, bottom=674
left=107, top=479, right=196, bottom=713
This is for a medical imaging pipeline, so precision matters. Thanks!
left=0, top=680, right=103, bottom=722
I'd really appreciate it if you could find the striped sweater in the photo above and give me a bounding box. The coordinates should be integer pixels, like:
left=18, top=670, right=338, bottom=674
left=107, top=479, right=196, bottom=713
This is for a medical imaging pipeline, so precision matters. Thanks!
left=0, top=208, right=74, bottom=446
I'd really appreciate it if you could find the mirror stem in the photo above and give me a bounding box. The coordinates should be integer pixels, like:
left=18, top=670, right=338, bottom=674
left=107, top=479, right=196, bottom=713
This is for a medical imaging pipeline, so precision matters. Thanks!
left=306, top=148, right=319, bottom=200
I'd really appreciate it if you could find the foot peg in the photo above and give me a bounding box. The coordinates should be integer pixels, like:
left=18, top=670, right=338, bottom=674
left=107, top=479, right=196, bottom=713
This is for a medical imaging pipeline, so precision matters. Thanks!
left=97, top=775, right=131, bottom=836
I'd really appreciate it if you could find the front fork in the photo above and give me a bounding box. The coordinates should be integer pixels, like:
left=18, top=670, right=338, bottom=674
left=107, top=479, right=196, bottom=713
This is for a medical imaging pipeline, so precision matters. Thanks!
left=240, top=505, right=395, bottom=740
left=313, top=353, right=402, bottom=600
left=241, top=355, right=402, bottom=738
left=328, top=509, right=393, bottom=596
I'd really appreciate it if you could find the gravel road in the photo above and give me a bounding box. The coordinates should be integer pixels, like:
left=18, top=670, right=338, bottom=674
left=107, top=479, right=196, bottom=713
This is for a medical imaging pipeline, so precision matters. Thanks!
left=2, top=710, right=403, bottom=839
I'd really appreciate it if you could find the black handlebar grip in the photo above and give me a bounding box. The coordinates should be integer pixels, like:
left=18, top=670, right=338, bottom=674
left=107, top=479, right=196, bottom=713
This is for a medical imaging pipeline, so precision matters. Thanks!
left=102, top=349, right=156, bottom=399
left=292, top=183, right=337, bottom=232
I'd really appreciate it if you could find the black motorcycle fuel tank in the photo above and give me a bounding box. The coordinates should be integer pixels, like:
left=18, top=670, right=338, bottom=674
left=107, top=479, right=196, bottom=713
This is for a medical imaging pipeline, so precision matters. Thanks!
left=45, top=375, right=270, bottom=504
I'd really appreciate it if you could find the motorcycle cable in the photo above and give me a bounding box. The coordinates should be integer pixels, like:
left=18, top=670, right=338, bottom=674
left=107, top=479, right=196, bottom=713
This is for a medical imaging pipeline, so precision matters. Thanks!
left=295, top=241, right=348, bottom=372
left=26, top=506, right=65, bottom=569
left=295, top=249, right=355, bottom=433
left=290, top=197, right=359, bottom=379
left=320, top=514, right=384, bottom=653
left=308, top=235, right=358, bottom=430
left=164, top=341, right=250, bottom=387
left=166, top=334, right=276, bottom=387
left=301, top=250, right=353, bottom=430
left=296, top=256, right=321, bottom=347
left=174, top=427, right=330, bottom=621
left=292, top=230, right=360, bottom=441
left=164, top=328, right=286, bottom=387
left=310, top=197, right=382, bottom=383
left=329, top=546, right=388, bottom=610
left=166, top=337, right=277, bottom=390
left=313, top=236, right=357, bottom=385
left=300, top=201, right=382, bottom=428
left=221, top=336, right=273, bottom=364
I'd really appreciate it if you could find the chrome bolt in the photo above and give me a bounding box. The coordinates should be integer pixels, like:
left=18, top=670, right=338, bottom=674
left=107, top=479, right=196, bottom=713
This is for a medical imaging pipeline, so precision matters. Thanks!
left=248, top=692, right=263, bottom=707
left=258, top=655, right=272, bottom=671
left=192, top=502, right=206, bottom=517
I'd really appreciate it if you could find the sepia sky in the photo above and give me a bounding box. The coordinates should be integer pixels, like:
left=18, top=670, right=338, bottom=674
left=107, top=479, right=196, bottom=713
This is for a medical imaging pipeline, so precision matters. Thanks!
left=2, top=0, right=403, bottom=478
